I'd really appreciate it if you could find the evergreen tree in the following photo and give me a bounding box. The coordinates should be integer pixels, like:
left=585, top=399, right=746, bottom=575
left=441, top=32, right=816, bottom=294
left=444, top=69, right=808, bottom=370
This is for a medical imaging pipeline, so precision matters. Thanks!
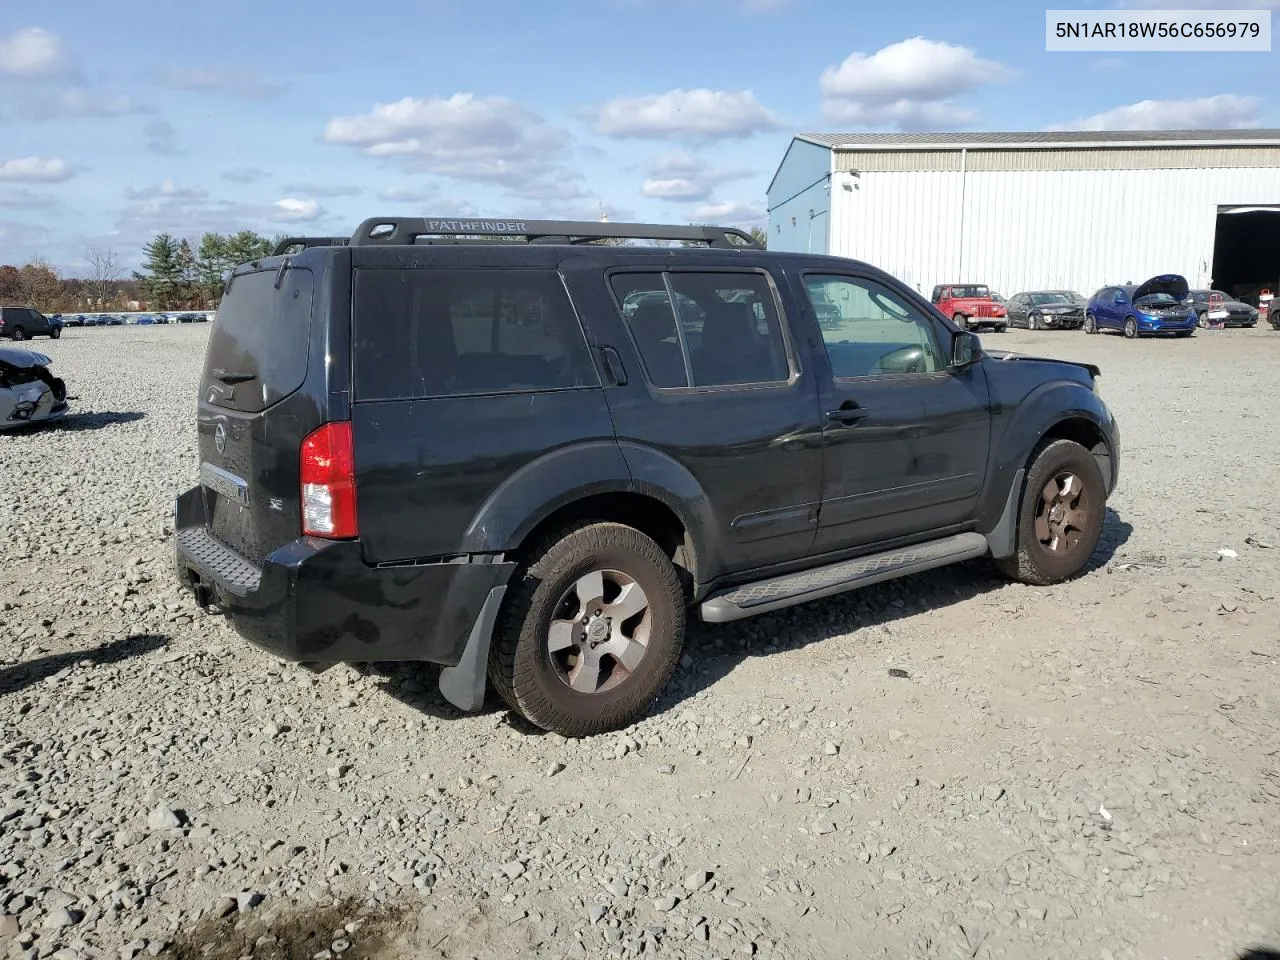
left=134, top=233, right=184, bottom=308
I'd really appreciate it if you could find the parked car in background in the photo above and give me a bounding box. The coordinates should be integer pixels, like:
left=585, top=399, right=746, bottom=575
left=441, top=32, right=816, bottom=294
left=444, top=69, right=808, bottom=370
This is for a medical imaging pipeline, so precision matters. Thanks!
left=1005, top=291, right=1087, bottom=330
left=1268, top=299, right=1280, bottom=330
left=1085, top=275, right=1197, bottom=338
left=65, top=314, right=87, bottom=327
left=929, top=284, right=1007, bottom=332
left=0, top=346, right=69, bottom=429
left=0, top=305, right=61, bottom=340
left=1188, top=289, right=1259, bottom=328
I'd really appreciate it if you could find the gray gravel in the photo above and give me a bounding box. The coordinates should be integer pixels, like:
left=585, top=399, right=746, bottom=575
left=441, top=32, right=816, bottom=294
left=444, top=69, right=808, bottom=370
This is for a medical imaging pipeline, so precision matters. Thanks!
left=1, top=323, right=1279, bottom=959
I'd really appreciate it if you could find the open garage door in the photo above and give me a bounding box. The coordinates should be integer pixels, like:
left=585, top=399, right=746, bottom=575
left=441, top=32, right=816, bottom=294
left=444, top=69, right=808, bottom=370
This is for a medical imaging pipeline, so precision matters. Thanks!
left=1212, top=205, right=1280, bottom=306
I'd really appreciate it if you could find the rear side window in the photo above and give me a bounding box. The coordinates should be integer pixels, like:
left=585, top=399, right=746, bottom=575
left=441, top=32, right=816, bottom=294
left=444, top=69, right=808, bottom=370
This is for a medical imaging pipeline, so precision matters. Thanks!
left=610, top=271, right=790, bottom=389
left=353, top=268, right=597, bottom=401
left=203, top=267, right=314, bottom=413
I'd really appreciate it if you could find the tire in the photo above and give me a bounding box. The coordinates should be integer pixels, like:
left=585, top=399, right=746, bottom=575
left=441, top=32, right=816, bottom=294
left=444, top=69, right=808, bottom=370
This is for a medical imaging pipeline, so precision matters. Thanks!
left=995, top=438, right=1106, bottom=586
left=49, top=327, right=61, bottom=339
left=993, top=325, right=1007, bottom=333
left=1084, top=314, right=1098, bottom=335
left=1123, top=316, right=1137, bottom=339
left=1197, top=312, right=1209, bottom=329
left=489, top=521, right=686, bottom=737
left=10, top=326, right=25, bottom=341
left=1175, top=330, right=1193, bottom=338
left=1028, top=314, right=1040, bottom=331
left=954, top=314, right=969, bottom=330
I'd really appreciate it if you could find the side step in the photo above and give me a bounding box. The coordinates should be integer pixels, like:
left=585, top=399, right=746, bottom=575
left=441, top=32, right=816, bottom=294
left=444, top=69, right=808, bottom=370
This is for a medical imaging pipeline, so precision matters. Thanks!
left=700, top=532, right=989, bottom=623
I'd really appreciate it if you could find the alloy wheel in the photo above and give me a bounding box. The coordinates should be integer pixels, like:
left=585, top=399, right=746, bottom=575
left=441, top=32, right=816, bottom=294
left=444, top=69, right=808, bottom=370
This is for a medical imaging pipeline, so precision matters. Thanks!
left=1035, top=471, right=1090, bottom=557
left=546, top=569, right=652, bottom=695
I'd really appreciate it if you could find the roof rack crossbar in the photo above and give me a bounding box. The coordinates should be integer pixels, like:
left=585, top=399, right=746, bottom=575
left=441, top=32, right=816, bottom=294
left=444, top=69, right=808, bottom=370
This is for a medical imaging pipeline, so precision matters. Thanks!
left=270, top=237, right=351, bottom=257
left=348, top=217, right=760, bottom=249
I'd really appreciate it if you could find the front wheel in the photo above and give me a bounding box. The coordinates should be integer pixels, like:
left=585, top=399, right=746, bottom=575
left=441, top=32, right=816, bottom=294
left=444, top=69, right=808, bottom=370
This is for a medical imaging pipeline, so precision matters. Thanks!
left=1084, top=314, right=1098, bottom=335
left=1197, top=312, right=1209, bottom=329
left=489, top=521, right=686, bottom=737
left=995, top=439, right=1106, bottom=586
left=1028, top=314, right=1040, bottom=331
left=992, top=324, right=1007, bottom=333
left=1123, top=317, right=1138, bottom=339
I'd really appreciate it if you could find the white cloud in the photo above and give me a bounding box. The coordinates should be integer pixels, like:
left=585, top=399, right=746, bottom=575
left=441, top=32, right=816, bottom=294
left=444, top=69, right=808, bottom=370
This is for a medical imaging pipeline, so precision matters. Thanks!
left=0, top=189, right=57, bottom=210
left=22, top=87, right=144, bottom=119
left=1119, top=0, right=1278, bottom=7
left=587, top=88, right=781, bottom=142
left=274, top=198, right=323, bottom=222
left=377, top=185, right=438, bottom=202
left=820, top=37, right=1011, bottom=129
left=690, top=200, right=766, bottom=225
left=1048, top=94, right=1262, bottom=131
left=222, top=167, right=269, bottom=184
left=0, top=27, right=64, bottom=76
left=0, top=156, right=75, bottom=183
left=281, top=182, right=361, bottom=198
left=144, top=120, right=181, bottom=156
left=640, top=152, right=756, bottom=202
left=324, top=93, right=578, bottom=197
left=160, top=64, right=287, bottom=100
left=125, top=180, right=208, bottom=201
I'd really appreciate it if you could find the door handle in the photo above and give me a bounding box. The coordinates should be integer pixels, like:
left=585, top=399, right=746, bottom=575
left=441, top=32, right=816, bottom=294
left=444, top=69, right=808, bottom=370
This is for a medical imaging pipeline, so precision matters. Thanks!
left=825, top=402, right=868, bottom=425
left=599, top=345, right=628, bottom=386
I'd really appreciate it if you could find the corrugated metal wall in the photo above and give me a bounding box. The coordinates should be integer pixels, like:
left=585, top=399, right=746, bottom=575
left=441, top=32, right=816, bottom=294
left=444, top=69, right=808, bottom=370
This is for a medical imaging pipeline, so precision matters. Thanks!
left=828, top=159, right=1280, bottom=297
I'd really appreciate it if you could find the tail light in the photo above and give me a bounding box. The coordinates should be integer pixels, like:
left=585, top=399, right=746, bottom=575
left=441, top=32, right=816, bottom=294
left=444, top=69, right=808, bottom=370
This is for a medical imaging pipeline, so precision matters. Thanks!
left=300, top=422, right=358, bottom=539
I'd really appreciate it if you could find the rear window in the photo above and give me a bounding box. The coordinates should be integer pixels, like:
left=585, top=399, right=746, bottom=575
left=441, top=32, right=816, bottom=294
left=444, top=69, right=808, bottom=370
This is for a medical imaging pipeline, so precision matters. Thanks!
left=352, top=268, right=598, bottom=401
left=202, top=267, right=313, bottom=413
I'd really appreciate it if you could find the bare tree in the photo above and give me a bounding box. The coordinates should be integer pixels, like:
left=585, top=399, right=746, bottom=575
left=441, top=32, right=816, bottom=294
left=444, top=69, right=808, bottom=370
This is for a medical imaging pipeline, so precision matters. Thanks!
left=86, top=246, right=121, bottom=308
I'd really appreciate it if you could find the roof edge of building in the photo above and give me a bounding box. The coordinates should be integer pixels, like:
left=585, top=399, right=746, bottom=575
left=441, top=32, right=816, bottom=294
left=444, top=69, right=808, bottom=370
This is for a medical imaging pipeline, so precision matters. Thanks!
left=795, top=130, right=1280, bottom=151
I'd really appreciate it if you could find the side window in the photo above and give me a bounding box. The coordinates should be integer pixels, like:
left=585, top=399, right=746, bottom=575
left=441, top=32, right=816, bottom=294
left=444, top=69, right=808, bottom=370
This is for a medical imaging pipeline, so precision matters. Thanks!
left=352, top=268, right=598, bottom=401
left=610, top=273, right=689, bottom=388
left=610, top=272, right=791, bottom=389
left=803, top=274, right=946, bottom=378
left=1112, top=289, right=1126, bottom=304
left=669, top=273, right=789, bottom=387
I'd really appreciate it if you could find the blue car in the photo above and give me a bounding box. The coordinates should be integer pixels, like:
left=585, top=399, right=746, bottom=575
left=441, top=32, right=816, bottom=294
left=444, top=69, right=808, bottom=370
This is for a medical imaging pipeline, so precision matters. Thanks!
left=1084, top=274, right=1197, bottom=339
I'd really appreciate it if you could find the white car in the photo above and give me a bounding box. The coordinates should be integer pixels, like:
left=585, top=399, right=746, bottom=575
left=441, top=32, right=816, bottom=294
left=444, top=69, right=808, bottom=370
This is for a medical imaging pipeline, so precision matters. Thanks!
left=0, top=346, right=69, bottom=430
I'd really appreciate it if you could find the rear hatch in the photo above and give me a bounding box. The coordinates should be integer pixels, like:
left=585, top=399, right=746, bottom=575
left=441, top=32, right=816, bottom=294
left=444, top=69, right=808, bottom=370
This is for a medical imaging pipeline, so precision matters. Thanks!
left=196, top=263, right=321, bottom=564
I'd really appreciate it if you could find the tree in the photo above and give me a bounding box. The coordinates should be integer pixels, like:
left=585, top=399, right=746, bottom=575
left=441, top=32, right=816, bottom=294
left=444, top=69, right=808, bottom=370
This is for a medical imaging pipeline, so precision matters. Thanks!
left=749, top=225, right=767, bottom=248
left=18, top=258, right=61, bottom=310
left=195, top=232, right=231, bottom=303
left=135, top=233, right=185, bottom=309
left=177, top=239, right=196, bottom=286
left=86, top=246, right=121, bottom=308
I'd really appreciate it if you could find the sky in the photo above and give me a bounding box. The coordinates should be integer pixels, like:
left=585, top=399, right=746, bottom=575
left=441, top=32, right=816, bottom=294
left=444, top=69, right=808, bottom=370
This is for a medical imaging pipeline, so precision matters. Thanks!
left=0, top=0, right=1277, bottom=273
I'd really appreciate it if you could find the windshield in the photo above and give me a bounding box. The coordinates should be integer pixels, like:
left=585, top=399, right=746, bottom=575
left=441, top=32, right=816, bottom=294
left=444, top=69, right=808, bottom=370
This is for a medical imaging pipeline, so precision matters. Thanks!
left=949, top=285, right=989, bottom=298
left=1135, top=292, right=1178, bottom=305
left=1031, top=293, right=1070, bottom=305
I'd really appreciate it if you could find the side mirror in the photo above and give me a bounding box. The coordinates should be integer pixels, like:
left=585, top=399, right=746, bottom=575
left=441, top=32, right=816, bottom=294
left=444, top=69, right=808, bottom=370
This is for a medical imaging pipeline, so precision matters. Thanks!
left=951, top=330, right=980, bottom=368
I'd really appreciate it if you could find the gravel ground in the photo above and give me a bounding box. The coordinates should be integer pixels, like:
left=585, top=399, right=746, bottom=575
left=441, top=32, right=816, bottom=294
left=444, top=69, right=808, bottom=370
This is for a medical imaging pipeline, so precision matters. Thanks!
left=1, top=323, right=1278, bottom=960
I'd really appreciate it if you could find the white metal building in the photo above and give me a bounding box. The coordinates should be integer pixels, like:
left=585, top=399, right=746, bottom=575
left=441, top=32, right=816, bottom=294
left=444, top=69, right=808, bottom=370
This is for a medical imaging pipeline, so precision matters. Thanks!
left=766, top=130, right=1280, bottom=302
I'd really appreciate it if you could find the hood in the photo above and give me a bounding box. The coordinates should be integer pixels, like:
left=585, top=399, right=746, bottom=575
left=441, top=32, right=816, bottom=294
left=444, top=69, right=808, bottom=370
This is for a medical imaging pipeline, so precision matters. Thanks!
left=984, top=349, right=1100, bottom=380
left=1037, top=302, right=1082, bottom=313
left=0, top=346, right=52, bottom=369
left=1133, top=274, right=1189, bottom=303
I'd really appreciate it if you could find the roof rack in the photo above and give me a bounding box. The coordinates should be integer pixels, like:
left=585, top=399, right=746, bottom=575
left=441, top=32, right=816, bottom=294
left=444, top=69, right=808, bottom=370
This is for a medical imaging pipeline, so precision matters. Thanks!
left=271, top=236, right=350, bottom=257
left=348, top=217, right=760, bottom=249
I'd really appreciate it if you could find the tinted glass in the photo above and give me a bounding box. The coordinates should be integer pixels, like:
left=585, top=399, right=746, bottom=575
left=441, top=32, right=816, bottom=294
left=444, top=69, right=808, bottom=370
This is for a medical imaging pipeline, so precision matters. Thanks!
left=804, top=275, right=945, bottom=378
left=611, top=273, right=689, bottom=388
left=669, top=273, right=789, bottom=387
left=202, top=267, right=313, bottom=413
left=1031, top=293, right=1069, bottom=305
left=354, top=268, right=597, bottom=401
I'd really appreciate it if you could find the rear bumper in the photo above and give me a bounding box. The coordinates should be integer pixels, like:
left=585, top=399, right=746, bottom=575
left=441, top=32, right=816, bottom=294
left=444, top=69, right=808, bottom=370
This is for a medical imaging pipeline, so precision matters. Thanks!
left=173, top=486, right=515, bottom=665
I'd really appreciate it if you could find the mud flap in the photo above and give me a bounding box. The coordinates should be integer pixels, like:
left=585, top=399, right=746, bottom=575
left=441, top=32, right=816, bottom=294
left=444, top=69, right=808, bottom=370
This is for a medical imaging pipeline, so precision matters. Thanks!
left=985, top=468, right=1026, bottom=559
left=438, top=585, right=507, bottom=712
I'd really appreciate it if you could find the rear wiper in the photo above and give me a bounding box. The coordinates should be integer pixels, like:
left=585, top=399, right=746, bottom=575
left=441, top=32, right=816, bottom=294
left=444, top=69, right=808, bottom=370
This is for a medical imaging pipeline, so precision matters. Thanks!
left=211, top=368, right=255, bottom=384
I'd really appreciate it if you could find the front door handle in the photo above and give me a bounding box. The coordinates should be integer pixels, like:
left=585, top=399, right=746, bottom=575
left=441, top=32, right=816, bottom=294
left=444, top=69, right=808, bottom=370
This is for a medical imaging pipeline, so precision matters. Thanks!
left=826, top=401, right=868, bottom=425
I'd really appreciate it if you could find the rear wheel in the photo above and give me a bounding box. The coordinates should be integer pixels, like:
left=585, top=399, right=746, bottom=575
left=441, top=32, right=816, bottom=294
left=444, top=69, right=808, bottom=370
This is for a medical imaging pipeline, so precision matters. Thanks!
left=489, top=521, right=686, bottom=737
left=1084, top=314, right=1098, bottom=335
left=1123, top=316, right=1138, bottom=339
left=995, top=439, right=1106, bottom=586
left=49, top=327, right=61, bottom=339
left=9, top=326, right=25, bottom=341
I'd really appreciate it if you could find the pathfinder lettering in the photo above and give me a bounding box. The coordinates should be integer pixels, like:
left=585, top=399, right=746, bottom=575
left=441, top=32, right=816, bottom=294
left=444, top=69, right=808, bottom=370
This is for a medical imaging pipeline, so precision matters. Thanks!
left=426, top=220, right=528, bottom=233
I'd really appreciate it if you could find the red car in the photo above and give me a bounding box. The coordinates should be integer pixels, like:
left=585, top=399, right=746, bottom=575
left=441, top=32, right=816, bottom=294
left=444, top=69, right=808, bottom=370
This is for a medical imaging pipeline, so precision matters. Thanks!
left=930, top=284, right=1007, bottom=332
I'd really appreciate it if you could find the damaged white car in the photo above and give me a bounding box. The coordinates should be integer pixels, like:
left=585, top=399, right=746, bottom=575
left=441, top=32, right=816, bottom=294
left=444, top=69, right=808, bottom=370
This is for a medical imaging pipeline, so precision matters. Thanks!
left=0, top=346, right=69, bottom=430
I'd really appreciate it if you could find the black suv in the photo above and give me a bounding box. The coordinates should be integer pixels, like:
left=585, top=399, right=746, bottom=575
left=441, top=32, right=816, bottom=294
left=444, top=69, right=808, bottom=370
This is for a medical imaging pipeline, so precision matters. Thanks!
left=1, top=306, right=61, bottom=340
left=175, top=217, right=1121, bottom=737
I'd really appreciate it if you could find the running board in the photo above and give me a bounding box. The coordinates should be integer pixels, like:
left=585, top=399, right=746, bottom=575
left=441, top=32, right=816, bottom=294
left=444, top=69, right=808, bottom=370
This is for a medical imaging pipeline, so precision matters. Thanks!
left=699, top=532, right=989, bottom=623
